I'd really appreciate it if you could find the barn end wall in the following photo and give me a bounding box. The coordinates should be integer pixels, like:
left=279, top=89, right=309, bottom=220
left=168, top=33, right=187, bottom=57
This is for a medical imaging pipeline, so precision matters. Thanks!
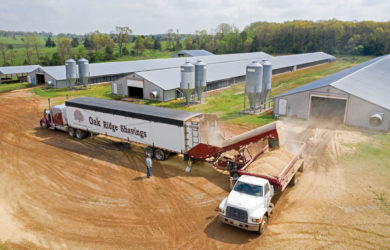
left=273, top=86, right=348, bottom=119
left=274, top=85, right=390, bottom=131
left=143, top=80, right=166, bottom=101
left=111, top=73, right=141, bottom=97
left=346, top=96, right=390, bottom=131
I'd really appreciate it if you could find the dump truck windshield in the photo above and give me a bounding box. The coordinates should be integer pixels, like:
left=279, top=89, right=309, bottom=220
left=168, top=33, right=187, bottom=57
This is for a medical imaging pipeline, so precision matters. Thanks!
left=233, top=181, right=263, bottom=197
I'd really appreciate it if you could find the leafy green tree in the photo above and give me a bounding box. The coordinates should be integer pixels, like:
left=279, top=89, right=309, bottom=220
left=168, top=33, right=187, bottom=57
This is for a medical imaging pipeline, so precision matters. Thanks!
left=0, top=42, right=9, bottom=66
left=144, top=36, right=155, bottom=49
left=83, top=36, right=93, bottom=49
left=77, top=46, right=87, bottom=59
left=71, top=37, right=79, bottom=48
left=184, top=37, right=193, bottom=49
left=134, top=36, right=145, bottom=55
left=57, top=37, right=72, bottom=61
left=50, top=52, right=63, bottom=65
left=45, top=36, right=56, bottom=47
left=31, top=34, right=43, bottom=63
left=23, top=35, right=34, bottom=64
left=104, top=45, right=114, bottom=60
left=153, top=39, right=162, bottom=50
left=115, top=26, right=132, bottom=56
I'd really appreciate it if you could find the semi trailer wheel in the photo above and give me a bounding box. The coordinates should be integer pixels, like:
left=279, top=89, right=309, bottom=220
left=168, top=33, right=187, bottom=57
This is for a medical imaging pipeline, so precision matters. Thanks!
left=144, top=147, right=154, bottom=157
left=258, top=215, right=268, bottom=235
left=154, top=149, right=166, bottom=161
left=75, top=129, right=86, bottom=140
left=40, top=120, right=47, bottom=129
left=68, top=128, right=75, bottom=137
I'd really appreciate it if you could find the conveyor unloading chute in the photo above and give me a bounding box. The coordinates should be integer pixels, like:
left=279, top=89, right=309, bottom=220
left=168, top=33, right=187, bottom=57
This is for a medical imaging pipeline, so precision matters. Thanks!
left=188, top=122, right=279, bottom=160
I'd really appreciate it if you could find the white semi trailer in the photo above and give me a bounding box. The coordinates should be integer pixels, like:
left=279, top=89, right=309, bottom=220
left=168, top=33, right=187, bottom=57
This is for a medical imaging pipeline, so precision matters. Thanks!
left=40, top=97, right=203, bottom=160
left=41, top=97, right=280, bottom=161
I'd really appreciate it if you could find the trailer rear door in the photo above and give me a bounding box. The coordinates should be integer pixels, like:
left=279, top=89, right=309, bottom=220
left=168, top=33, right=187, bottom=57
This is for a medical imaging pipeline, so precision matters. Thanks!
left=185, top=121, right=200, bottom=152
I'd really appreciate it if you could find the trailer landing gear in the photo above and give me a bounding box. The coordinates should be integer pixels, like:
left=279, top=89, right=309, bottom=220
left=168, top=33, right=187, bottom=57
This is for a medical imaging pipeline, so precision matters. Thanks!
left=144, top=147, right=154, bottom=157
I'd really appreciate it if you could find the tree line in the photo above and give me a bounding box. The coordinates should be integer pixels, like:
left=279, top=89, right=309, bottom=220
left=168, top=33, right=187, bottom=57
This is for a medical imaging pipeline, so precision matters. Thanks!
left=1, top=20, right=390, bottom=67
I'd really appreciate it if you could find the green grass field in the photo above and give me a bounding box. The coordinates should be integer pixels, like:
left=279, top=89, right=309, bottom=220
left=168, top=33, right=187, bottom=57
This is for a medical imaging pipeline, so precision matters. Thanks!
left=342, top=131, right=390, bottom=214
left=30, top=83, right=121, bottom=105
left=30, top=55, right=371, bottom=127
left=0, top=82, right=32, bottom=93
left=0, top=35, right=174, bottom=66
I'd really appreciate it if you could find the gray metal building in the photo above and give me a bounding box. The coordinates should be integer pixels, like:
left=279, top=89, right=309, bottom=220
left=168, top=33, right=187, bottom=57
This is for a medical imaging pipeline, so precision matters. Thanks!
left=171, top=50, right=214, bottom=57
left=273, top=55, right=390, bottom=131
left=0, top=65, right=41, bottom=84
left=38, top=51, right=272, bottom=88
left=113, top=52, right=335, bottom=101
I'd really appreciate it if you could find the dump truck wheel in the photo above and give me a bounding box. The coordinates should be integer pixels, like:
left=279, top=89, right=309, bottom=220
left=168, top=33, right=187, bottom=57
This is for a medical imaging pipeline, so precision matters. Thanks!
left=154, top=149, right=166, bottom=161
left=289, top=174, right=297, bottom=187
left=144, top=147, right=154, bottom=157
left=75, top=129, right=85, bottom=140
left=40, top=120, right=47, bottom=129
left=68, top=128, right=75, bottom=137
left=258, top=215, right=268, bottom=235
left=298, top=161, right=304, bottom=172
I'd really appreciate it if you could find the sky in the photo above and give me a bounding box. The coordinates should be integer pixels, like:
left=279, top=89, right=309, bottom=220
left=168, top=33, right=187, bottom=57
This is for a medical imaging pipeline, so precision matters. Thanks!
left=0, top=0, right=389, bottom=35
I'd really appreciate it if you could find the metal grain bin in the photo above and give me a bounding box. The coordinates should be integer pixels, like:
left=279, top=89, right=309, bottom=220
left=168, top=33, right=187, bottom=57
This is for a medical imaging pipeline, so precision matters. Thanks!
left=245, top=61, right=263, bottom=109
left=195, top=60, right=207, bottom=102
left=180, top=62, right=195, bottom=104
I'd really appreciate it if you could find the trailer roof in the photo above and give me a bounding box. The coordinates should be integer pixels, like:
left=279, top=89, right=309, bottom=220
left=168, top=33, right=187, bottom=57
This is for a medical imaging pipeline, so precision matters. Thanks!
left=65, top=97, right=201, bottom=126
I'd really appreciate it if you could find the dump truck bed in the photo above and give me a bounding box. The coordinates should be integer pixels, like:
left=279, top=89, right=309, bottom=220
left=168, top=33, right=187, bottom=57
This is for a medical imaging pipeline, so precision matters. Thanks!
left=238, top=141, right=306, bottom=192
left=246, top=147, right=294, bottom=176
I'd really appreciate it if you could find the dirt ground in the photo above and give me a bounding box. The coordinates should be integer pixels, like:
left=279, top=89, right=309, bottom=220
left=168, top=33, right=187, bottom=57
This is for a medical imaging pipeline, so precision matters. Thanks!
left=0, top=89, right=389, bottom=249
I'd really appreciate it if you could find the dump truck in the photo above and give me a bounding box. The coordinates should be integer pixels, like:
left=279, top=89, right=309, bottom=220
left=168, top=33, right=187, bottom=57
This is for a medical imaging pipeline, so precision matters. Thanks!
left=217, top=140, right=305, bottom=234
left=40, top=97, right=280, bottom=161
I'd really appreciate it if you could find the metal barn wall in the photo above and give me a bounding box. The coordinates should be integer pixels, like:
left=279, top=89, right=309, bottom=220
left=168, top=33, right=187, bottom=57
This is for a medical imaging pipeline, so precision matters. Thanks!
left=273, top=86, right=348, bottom=119
left=56, top=80, right=68, bottom=88
left=274, top=85, right=390, bottom=131
left=345, top=96, right=390, bottom=131
left=206, top=76, right=246, bottom=92
left=89, top=73, right=128, bottom=85
left=163, top=89, right=176, bottom=101
left=111, top=73, right=141, bottom=97
left=274, top=91, right=310, bottom=119
left=143, top=80, right=166, bottom=101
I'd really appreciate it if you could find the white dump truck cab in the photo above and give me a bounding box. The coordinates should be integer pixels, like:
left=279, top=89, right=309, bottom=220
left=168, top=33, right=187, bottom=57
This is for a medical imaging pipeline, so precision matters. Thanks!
left=218, top=175, right=274, bottom=234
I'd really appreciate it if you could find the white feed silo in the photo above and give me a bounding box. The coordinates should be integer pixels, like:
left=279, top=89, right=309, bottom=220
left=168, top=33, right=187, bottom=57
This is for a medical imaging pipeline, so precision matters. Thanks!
left=180, top=61, right=195, bottom=105
left=78, top=58, right=89, bottom=87
left=195, top=60, right=207, bottom=103
left=245, top=61, right=263, bottom=110
left=65, top=58, right=77, bottom=89
left=261, top=59, right=272, bottom=105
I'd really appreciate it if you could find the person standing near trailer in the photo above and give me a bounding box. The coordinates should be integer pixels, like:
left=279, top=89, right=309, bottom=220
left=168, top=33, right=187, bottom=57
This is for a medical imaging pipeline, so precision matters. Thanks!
left=146, top=155, right=152, bottom=178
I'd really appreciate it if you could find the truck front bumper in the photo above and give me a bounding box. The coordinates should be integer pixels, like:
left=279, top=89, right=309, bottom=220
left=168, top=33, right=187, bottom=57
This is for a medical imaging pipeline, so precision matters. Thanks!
left=219, top=214, right=260, bottom=232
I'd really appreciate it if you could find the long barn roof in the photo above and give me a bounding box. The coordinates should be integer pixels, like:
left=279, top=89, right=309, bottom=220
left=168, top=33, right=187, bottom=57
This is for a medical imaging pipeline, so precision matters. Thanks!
left=276, top=55, right=390, bottom=110
left=136, top=52, right=335, bottom=90
left=171, top=50, right=215, bottom=57
left=42, top=51, right=273, bottom=81
left=0, top=65, right=40, bottom=75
